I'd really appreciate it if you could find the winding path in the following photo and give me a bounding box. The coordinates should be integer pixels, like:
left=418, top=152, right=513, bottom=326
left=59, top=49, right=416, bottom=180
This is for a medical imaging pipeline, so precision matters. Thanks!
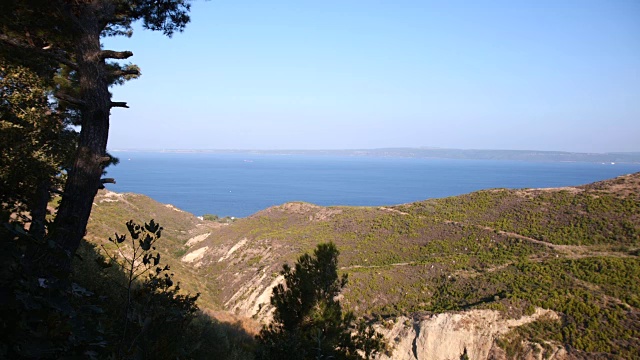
left=342, top=207, right=635, bottom=271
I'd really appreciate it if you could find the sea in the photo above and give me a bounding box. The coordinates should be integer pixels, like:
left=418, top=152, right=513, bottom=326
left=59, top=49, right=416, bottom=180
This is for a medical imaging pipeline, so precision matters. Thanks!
left=105, top=152, right=640, bottom=218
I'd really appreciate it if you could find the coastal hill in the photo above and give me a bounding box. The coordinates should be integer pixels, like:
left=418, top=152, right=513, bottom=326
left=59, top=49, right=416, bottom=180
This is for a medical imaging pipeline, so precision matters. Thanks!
left=85, top=173, right=640, bottom=359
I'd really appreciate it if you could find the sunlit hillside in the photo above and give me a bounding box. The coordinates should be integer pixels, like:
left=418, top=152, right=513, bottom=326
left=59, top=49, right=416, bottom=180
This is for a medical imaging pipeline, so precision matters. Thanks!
left=85, top=173, right=640, bottom=359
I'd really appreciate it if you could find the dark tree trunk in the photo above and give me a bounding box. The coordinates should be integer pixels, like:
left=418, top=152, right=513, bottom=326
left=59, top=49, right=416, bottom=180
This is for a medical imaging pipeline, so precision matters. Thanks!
left=28, top=179, right=51, bottom=241
left=43, top=11, right=112, bottom=277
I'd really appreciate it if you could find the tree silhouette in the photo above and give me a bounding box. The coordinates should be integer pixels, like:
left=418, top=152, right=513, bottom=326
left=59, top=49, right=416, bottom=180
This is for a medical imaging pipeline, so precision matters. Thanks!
left=257, top=242, right=386, bottom=360
left=0, top=0, right=192, bottom=276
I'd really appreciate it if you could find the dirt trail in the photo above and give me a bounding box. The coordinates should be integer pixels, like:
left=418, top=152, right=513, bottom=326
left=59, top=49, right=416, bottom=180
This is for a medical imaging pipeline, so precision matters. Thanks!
left=341, top=262, right=417, bottom=270
left=378, top=207, right=411, bottom=216
left=445, top=220, right=633, bottom=259
left=377, top=207, right=632, bottom=261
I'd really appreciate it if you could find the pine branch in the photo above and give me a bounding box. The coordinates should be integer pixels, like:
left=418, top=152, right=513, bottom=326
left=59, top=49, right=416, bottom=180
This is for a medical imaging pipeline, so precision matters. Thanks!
left=0, top=34, right=78, bottom=70
left=98, top=177, right=116, bottom=189
left=112, top=68, right=140, bottom=77
left=110, top=101, right=129, bottom=108
left=54, top=91, right=86, bottom=107
left=101, top=50, right=133, bottom=60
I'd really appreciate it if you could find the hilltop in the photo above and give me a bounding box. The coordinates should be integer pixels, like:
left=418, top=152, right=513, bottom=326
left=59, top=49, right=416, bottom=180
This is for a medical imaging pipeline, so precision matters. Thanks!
left=84, top=173, right=640, bottom=359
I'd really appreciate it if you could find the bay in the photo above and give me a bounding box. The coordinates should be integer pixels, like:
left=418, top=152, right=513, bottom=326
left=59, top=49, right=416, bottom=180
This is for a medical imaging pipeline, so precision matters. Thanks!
left=105, top=152, right=640, bottom=218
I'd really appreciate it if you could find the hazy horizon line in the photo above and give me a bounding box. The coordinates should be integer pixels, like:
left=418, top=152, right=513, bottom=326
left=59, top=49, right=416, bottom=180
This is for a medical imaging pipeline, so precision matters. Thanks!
left=107, top=147, right=640, bottom=155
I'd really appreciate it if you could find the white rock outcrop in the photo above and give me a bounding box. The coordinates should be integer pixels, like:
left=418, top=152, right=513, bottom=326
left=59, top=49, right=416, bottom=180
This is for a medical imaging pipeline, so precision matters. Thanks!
left=181, top=246, right=209, bottom=265
left=375, top=309, right=566, bottom=360
left=185, top=232, right=210, bottom=247
left=218, top=238, right=248, bottom=262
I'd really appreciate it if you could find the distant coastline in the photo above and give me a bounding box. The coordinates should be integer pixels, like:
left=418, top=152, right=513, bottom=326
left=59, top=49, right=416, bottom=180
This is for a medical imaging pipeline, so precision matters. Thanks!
left=108, top=147, right=640, bottom=164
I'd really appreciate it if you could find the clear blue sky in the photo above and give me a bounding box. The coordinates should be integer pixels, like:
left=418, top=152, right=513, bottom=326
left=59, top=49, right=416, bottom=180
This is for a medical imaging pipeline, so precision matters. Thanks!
left=104, top=0, right=640, bottom=152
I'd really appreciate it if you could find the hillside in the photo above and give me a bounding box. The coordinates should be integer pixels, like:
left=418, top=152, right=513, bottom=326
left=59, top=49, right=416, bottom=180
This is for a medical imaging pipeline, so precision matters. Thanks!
left=84, top=173, right=640, bottom=359
left=83, top=191, right=224, bottom=310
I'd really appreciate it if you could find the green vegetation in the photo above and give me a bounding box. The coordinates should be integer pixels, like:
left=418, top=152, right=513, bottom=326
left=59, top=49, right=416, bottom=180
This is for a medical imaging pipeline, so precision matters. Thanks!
left=416, top=257, right=640, bottom=357
left=1, top=8, right=258, bottom=353
left=2, top=58, right=638, bottom=359
left=2, top=1, right=639, bottom=358
left=5, top=172, right=637, bottom=358
left=86, top=191, right=222, bottom=310
left=100, top=219, right=202, bottom=358
left=399, top=186, right=640, bottom=246
left=203, top=214, right=220, bottom=221
left=203, top=214, right=237, bottom=223
left=184, top=174, right=639, bottom=359
left=0, top=56, right=78, bottom=239
left=1, top=219, right=255, bottom=359
left=256, top=242, right=386, bottom=360
left=1, top=0, right=190, bottom=276
left=99, top=219, right=202, bottom=358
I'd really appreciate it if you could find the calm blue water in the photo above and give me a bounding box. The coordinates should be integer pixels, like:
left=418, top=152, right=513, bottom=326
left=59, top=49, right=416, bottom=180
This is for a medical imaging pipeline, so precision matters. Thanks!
left=105, top=152, right=640, bottom=218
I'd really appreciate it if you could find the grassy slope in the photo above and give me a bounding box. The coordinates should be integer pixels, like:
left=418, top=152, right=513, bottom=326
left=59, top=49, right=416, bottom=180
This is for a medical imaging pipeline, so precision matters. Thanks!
left=83, top=190, right=223, bottom=310
left=85, top=174, right=640, bottom=358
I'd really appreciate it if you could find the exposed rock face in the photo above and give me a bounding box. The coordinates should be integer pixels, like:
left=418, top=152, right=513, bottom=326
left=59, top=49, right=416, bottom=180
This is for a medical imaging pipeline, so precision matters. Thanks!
left=226, top=275, right=568, bottom=360
left=226, top=273, right=284, bottom=322
left=218, top=238, right=248, bottom=262
left=184, top=232, right=211, bottom=247
left=181, top=246, right=209, bottom=265
left=375, top=309, right=567, bottom=360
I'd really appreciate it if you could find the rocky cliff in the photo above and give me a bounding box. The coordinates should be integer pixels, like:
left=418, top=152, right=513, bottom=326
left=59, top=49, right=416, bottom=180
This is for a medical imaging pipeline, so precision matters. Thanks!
left=375, top=309, right=566, bottom=360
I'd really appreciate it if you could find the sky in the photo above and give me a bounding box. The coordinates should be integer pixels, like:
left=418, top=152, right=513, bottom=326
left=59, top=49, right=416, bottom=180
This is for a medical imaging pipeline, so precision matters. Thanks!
left=104, top=0, right=640, bottom=153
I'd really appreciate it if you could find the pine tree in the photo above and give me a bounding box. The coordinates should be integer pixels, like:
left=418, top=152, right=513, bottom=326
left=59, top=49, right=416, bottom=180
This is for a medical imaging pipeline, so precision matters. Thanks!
left=257, top=242, right=386, bottom=360
left=0, top=58, right=77, bottom=236
left=0, top=0, right=192, bottom=276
